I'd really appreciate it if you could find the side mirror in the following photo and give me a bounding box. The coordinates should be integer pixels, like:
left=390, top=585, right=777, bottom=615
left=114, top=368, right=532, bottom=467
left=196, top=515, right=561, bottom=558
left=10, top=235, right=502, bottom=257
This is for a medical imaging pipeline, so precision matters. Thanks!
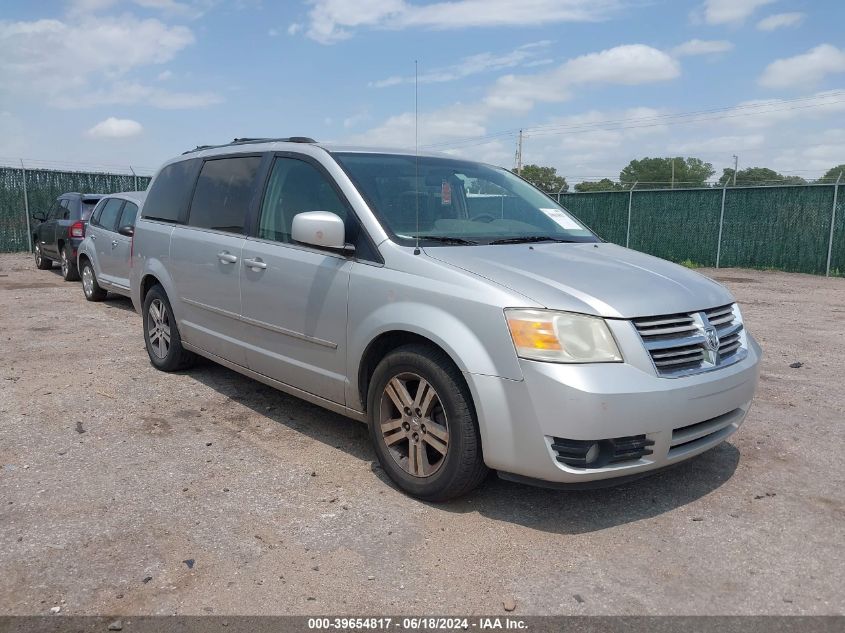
left=291, top=211, right=351, bottom=253
left=32, top=211, right=46, bottom=222
left=117, top=225, right=135, bottom=237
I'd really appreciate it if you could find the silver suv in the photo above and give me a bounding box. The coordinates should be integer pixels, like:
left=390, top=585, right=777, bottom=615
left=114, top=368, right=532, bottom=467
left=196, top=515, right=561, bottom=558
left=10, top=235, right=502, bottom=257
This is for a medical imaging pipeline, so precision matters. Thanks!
left=78, top=191, right=145, bottom=301
left=130, top=137, right=761, bottom=500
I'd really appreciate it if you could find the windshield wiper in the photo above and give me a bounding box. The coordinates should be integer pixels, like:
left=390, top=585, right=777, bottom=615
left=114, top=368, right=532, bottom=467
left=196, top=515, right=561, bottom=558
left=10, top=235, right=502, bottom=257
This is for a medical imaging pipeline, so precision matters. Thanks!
left=413, top=235, right=479, bottom=245
left=489, top=236, right=576, bottom=245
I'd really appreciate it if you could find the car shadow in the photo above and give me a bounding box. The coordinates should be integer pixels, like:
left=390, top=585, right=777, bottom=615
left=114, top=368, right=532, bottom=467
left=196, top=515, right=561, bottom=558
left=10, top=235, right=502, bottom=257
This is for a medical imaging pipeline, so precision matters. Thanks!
left=187, top=361, right=741, bottom=535
left=101, top=294, right=136, bottom=313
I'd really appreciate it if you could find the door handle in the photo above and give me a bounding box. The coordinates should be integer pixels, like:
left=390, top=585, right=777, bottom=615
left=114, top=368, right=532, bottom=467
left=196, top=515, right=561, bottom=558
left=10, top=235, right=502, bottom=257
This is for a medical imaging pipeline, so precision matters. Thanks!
left=91, top=234, right=96, bottom=241
left=111, top=240, right=118, bottom=248
left=243, top=257, right=267, bottom=270
left=218, top=251, right=238, bottom=264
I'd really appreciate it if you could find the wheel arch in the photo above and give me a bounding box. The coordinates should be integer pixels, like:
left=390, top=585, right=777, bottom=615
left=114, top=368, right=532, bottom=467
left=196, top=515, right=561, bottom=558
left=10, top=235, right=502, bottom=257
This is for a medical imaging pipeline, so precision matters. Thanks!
left=357, top=331, right=468, bottom=414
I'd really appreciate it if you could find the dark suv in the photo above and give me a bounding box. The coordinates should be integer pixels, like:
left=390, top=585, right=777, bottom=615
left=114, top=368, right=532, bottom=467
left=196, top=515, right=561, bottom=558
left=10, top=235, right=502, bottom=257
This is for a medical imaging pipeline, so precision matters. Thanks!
left=32, top=193, right=104, bottom=281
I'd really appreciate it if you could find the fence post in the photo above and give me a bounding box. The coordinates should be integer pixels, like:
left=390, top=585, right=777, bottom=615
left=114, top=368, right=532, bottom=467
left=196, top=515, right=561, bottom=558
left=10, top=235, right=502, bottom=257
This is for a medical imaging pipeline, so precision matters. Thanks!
left=826, top=172, right=842, bottom=277
left=130, top=166, right=138, bottom=191
left=626, top=181, right=637, bottom=248
left=21, top=160, right=32, bottom=252
left=557, top=183, right=566, bottom=203
left=716, top=180, right=728, bottom=268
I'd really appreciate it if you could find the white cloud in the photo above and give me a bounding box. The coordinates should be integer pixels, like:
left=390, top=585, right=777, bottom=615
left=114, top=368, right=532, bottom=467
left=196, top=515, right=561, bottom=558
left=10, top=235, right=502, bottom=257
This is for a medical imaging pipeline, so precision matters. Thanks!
left=66, top=80, right=222, bottom=109
left=268, top=27, right=279, bottom=36
left=348, top=102, right=488, bottom=147
left=720, top=91, right=845, bottom=129
left=69, top=0, right=210, bottom=19
left=287, top=22, right=303, bottom=35
left=759, top=44, right=845, bottom=89
left=87, top=117, right=143, bottom=138
left=756, top=12, right=805, bottom=31
left=157, top=69, right=173, bottom=80
left=485, top=44, right=680, bottom=112
left=672, top=39, right=733, bottom=57
left=0, top=15, right=219, bottom=109
left=303, top=0, right=623, bottom=44
left=370, top=41, right=552, bottom=87
left=698, top=0, right=774, bottom=25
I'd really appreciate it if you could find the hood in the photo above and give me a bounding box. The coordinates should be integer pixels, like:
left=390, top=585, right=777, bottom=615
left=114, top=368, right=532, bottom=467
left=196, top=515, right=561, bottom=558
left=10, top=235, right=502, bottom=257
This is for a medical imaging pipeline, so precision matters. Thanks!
left=424, top=242, right=733, bottom=319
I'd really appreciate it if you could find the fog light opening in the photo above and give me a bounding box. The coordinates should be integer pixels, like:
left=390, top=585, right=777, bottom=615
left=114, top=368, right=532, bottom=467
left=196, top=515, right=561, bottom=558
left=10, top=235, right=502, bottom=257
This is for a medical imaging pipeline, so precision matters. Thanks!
left=584, top=442, right=601, bottom=465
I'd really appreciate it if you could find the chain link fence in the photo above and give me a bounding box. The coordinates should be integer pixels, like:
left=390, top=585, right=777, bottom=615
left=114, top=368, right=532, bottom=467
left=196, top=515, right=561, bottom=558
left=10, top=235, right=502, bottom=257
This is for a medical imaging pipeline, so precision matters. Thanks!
left=2, top=166, right=843, bottom=276
left=559, top=182, right=844, bottom=277
left=0, top=165, right=151, bottom=253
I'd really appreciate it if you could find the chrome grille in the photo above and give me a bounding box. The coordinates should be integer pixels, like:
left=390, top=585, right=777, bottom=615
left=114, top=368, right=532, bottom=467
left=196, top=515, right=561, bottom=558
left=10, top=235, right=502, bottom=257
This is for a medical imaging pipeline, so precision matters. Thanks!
left=633, top=303, right=746, bottom=377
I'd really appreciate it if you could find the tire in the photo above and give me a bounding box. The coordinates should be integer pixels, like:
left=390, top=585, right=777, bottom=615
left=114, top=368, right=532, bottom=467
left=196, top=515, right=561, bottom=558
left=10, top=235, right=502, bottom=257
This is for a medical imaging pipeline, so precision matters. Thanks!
left=80, top=260, right=107, bottom=302
left=142, top=284, right=196, bottom=372
left=60, top=246, right=79, bottom=281
left=367, top=344, right=488, bottom=501
left=34, top=244, right=52, bottom=270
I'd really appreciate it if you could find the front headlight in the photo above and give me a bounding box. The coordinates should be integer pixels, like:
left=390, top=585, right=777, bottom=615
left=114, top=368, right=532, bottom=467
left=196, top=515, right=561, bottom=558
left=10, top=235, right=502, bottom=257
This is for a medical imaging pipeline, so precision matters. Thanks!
left=505, top=309, right=622, bottom=363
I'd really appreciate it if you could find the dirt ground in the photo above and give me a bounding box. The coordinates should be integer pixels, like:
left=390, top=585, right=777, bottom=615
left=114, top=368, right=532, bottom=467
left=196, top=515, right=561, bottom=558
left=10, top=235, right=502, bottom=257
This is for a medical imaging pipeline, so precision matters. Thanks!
left=1, top=252, right=843, bottom=616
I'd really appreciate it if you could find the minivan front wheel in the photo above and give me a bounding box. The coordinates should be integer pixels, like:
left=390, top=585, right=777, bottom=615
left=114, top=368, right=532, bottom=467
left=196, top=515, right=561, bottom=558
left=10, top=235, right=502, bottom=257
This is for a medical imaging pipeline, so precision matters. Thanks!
left=367, top=344, right=488, bottom=501
left=142, top=285, right=195, bottom=372
left=81, top=261, right=107, bottom=301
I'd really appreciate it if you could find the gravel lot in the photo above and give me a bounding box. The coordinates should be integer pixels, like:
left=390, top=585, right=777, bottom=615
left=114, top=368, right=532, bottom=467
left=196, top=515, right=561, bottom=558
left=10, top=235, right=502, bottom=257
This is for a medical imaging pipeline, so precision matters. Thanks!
left=1, top=252, right=843, bottom=616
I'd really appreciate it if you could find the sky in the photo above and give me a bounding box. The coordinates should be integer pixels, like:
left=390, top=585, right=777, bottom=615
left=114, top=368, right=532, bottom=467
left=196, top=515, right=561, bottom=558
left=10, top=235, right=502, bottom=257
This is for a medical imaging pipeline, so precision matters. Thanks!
left=0, top=0, right=844, bottom=182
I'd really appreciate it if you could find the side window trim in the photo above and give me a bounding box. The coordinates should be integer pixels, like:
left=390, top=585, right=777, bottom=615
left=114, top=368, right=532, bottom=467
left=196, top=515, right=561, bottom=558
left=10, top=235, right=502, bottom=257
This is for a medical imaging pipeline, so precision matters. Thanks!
left=250, top=151, right=382, bottom=264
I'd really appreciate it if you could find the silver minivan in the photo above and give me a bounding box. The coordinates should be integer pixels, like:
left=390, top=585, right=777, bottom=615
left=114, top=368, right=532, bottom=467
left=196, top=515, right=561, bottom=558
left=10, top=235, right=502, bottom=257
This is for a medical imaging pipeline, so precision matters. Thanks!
left=78, top=191, right=145, bottom=301
left=130, top=138, right=761, bottom=500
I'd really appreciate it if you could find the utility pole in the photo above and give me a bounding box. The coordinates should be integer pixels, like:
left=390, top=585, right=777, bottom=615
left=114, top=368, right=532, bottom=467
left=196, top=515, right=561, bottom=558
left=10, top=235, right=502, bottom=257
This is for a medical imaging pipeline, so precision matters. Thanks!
left=516, top=129, right=523, bottom=175
left=671, top=158, right=675, bottom=189
left=732, top=155, right=738, bottom=186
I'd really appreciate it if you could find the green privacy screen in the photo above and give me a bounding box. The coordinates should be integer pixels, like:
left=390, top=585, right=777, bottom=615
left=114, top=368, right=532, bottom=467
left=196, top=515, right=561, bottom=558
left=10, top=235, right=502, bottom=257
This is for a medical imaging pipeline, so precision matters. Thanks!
left=561, top=184, right=844, bottom=276
left=2, top=168, right=843, bottom=276
left=0, top=166, right=151, bottom=253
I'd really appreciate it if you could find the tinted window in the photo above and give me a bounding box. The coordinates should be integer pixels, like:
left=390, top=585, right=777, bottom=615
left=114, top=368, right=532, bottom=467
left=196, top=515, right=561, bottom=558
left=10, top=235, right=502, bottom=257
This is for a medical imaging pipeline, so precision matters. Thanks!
left=59, top=199, right=71, bottom=220
left=188, top=157, right=262, bottom=233
left=99, top=198, right=125, bottom=231
left=258, top=158, right=348, bottom=244
left=90, top=198, right=107, bottom=225
left=118, top=202, right=139, bottom=228
left=81, top=198, right=100, bottom=221
left=142, top=159, right=199, bottom=223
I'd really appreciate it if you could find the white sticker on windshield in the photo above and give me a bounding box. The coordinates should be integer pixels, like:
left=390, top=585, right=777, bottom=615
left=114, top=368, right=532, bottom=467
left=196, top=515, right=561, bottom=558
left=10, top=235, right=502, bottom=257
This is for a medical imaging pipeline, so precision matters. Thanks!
left=540, top=208, right=581, bottom=230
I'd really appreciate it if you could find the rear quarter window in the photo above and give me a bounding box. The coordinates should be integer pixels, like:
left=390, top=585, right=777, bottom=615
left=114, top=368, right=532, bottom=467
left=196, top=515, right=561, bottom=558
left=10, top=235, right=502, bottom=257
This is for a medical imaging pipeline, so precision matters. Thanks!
left=142, top=159, right=200, bottom=223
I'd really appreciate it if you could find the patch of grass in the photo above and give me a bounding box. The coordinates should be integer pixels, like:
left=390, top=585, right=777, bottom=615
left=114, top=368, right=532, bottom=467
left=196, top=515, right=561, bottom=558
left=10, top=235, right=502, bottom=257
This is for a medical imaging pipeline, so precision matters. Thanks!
left=679, top=259, right=701, bottom=269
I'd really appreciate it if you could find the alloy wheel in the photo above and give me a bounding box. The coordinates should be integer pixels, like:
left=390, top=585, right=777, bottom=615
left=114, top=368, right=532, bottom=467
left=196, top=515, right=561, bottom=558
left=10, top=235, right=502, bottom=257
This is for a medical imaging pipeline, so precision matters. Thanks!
left=82, top=265, right=94, bottom=298
left=379, top=372, right=450, bottom=478
left=35, top=245, right=42, bottom=267
left=147, top=299, right=172, bottom=360
left=61, top=250, right=68, bottom=277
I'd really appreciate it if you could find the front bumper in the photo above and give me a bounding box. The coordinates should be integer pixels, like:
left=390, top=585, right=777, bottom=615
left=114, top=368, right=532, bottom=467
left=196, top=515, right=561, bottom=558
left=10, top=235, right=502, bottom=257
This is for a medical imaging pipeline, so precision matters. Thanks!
left=465, top=333, right=761, bottom=484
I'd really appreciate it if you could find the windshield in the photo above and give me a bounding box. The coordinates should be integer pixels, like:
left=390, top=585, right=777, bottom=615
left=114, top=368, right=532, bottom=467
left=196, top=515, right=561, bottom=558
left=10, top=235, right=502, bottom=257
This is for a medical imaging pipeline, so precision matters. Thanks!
left=333, top=153, right=598, bottom=246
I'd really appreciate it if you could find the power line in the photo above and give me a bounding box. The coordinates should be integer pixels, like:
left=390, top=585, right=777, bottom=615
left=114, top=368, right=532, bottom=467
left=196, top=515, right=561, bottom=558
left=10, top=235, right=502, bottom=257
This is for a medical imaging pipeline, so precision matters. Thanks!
left=421, top=91, right=845, bottom=150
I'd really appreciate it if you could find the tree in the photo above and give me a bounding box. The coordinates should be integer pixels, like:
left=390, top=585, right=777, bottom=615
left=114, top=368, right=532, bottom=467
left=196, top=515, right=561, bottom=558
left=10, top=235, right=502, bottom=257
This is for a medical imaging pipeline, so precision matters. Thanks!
left=574, top=178, right=626, bottom=192
left=717, top=167, right=807, bottom=187
left=514, top=164, right=568, bottom=193
left=619, top=157, right=714, bottom=188
left=820, top=164, right=845, bottom=183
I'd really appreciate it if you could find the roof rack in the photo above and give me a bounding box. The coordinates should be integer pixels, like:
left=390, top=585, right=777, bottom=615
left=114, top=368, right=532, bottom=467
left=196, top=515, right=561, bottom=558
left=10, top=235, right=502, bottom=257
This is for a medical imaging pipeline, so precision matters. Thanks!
left=182, top=136, right=317, bottom=155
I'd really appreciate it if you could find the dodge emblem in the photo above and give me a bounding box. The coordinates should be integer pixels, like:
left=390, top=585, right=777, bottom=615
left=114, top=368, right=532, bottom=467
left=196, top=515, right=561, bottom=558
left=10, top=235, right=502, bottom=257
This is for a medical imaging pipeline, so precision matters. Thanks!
left=704, top=325, right=720, bottom=351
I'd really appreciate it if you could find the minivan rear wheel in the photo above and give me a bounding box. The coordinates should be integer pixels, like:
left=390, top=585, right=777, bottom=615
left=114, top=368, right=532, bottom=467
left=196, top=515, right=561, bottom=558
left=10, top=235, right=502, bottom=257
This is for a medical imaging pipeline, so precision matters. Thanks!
left=142, top=285, right=196, bottom=372
left=367, top=344, right=488, bottom=501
